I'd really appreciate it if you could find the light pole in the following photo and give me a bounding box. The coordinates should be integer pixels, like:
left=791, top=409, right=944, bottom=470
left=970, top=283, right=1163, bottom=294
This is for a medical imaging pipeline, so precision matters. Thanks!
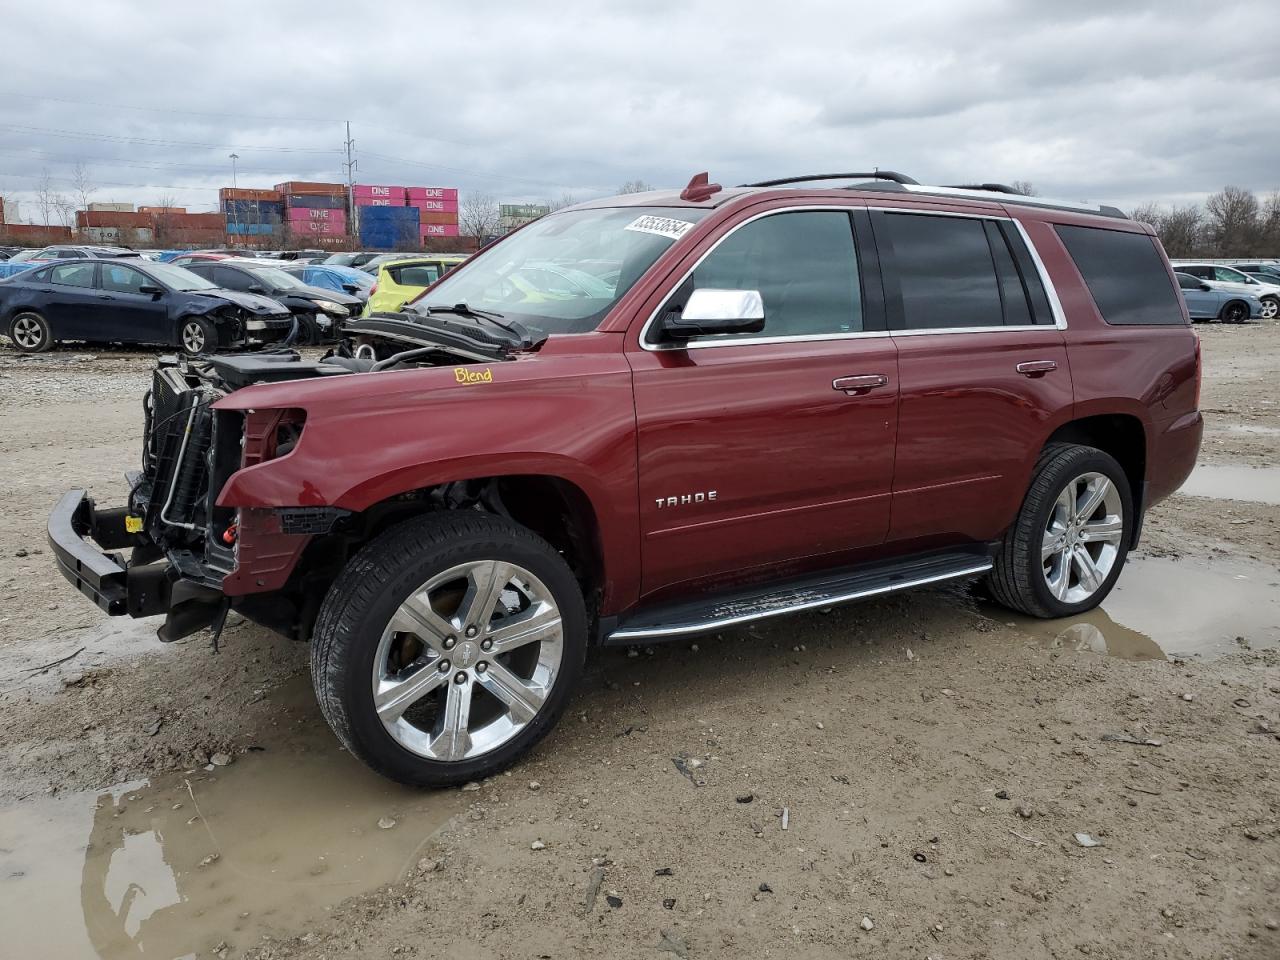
left=229, top=153, right=239, bottom=188
left=228, top=154, right=240, bottom=245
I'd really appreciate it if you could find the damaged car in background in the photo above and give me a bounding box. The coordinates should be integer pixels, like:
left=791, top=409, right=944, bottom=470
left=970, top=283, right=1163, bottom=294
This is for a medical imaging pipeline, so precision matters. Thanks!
left=1, top=258, right=295, bottom=354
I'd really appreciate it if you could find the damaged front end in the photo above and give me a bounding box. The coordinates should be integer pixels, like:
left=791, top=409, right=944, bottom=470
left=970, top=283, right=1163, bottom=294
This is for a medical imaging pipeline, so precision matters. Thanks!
left=49, top=316, right=531, bottom=644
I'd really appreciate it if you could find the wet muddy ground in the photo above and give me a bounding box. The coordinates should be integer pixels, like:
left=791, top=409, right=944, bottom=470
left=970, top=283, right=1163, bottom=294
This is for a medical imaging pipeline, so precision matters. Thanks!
left=0, top=324, right=1277, bottom=959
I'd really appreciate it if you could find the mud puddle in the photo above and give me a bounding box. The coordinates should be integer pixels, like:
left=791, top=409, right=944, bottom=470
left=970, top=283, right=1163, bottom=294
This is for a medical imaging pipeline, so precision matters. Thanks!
left=1178, top=463, right=1280, bottom=505
left=0, top=679, right=460, bottom=960
left=993, top=555, right=1280, bottom=660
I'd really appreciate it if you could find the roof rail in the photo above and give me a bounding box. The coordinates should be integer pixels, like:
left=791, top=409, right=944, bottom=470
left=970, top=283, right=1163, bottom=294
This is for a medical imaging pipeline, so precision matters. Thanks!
left=742, top=171, right=919, bottom=188
left=941, top=182, right=1019, bottom=195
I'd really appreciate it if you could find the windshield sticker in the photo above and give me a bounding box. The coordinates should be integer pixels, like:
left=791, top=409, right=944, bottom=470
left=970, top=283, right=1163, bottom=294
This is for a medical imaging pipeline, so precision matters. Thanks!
left=624, top=215, right=696, bottom=242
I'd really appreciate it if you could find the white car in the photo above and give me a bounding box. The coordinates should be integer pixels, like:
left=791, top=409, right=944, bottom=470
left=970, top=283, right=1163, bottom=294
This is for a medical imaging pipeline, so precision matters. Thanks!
left=1171, top=263, right=1280, bottom=319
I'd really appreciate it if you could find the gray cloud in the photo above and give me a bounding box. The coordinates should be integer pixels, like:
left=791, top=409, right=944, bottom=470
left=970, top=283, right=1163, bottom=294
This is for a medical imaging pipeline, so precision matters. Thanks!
left=0, top=0, right=1276, bottom=221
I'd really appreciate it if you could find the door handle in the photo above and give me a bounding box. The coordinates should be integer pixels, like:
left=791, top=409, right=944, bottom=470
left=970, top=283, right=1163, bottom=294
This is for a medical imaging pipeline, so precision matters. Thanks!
left=98, top=294, right=114, bottom=300
left=832, top=374, right=888, bottom=394
left=1016, top=360, right=1058, bottom=377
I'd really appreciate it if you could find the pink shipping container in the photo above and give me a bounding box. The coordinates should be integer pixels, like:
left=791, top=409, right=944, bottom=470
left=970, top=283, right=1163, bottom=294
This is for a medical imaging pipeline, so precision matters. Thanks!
left=355, top=196, right=400, bottom=208
left=291, top=218, right=347, bottom=237
left=407, top=187, right=458, bottom=203
left=286, top=206, right=346, bottom=223
left=416, top=198, right=459, bottom=213
left=354, top=184, right=407, bottom=203
left=421, top=222, right=460, bottom=238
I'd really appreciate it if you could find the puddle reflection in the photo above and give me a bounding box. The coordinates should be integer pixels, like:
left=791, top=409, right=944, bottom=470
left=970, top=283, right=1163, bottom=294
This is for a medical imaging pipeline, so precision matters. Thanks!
left=1, top=712, right=457, bottom=959
left=996, top=555, right=1280, bottom=660
left=1179, top=463, right=1280, bottom=505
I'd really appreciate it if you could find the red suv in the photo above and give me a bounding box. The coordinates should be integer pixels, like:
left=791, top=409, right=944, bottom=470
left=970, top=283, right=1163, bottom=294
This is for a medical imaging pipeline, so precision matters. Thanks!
left=49, top=171, right=1202, bottom=785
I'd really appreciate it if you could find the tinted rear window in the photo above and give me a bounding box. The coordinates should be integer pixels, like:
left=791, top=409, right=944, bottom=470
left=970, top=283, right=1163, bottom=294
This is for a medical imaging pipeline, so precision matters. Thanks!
left=1056, top=225, right=1185, bottom=325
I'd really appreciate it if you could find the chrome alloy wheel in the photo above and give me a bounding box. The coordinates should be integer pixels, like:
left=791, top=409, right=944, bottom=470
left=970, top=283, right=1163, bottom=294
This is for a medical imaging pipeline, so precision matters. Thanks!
left=181, top=321, right=207, bottom=354
left=372, top=560, right=564, bottom=762
left=12, top=315, right=45, bottom=349
left=1041, top=472, right=1124, bottom=605
left=1261, top=299, right=1279, bottom=321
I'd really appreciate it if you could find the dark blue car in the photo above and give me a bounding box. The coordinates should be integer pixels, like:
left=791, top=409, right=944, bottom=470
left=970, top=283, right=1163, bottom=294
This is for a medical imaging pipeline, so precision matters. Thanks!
left=0, top=259, right=294, bottom=354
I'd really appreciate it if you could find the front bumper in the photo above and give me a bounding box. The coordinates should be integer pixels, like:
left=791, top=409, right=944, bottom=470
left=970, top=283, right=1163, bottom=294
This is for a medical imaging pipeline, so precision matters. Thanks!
left=48, top=489, right=224, bottom=636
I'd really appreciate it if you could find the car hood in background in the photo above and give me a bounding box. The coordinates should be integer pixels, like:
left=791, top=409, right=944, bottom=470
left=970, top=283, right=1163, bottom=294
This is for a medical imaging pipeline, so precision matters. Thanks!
left=287, top=284, right=365, bottom=308
left=192, top=288, right=291, bottom=315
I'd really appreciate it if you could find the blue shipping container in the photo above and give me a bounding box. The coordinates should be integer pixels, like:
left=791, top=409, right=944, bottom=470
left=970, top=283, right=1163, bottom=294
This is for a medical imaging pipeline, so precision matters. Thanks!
left=223, top=200, right=283, bottom=223
left=286, top=193, right=346, bottom=210
left=226, top=222, right=281, bottom=236
left=358, top=205, right=419, bottom=249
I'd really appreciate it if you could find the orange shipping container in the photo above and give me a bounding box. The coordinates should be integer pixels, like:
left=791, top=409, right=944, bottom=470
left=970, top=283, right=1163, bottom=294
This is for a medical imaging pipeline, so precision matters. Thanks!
left=220, top=187, right=283, bottom=202
left=139, top=206, right=186, bottom=214
left=274, top=181, right=347, bottom=196
left=419, top=211, right=460, bottom=226
left=77, top=210, right=154, bottom=228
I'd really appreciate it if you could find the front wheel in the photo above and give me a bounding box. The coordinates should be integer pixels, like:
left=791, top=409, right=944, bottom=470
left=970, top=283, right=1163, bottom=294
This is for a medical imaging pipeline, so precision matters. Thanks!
left=1259, top=297, right=1279, bottom=321
left=311, top=512, right=587, bottom=786
left=988, top=443, right=1133, bottom=619
left=178, top=316, right=217, bottom=356
left=8, top=311, right=53, bottom=353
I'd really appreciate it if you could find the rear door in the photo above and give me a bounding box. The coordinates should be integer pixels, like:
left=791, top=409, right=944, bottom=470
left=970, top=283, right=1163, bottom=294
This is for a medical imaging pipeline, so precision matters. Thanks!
left=97, top=262, right=170, bottom=343
left=628, top=206, right=900, bottom=599
left=42, top=262, right=101, bottom=339
left=870, top=208, right=1072, bottom=544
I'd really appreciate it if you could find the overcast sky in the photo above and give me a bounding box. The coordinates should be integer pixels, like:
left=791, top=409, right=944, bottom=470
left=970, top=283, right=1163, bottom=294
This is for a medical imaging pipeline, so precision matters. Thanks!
left=1, top=0, right=1276, bottom=221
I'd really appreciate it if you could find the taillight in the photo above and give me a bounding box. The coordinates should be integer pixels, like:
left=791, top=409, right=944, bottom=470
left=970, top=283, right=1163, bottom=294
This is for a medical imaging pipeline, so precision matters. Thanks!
left=369, top=283, right=378, bottom=296
left=1193, top=331, right=1202, bottom=409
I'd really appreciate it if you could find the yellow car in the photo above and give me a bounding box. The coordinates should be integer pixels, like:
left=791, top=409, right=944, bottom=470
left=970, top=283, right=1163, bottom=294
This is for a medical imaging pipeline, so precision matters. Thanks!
left=364, top=256, right=467, bottom=315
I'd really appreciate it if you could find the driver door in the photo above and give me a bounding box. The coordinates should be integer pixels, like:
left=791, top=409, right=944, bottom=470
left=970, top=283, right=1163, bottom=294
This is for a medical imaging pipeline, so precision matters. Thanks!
left=626, top=207, right=899, bottom=601
left=98, top=263, right=170, bottom=344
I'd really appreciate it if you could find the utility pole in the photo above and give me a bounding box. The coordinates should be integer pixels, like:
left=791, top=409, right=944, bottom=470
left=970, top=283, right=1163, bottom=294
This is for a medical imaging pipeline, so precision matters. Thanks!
left=343, top=121, right=357, bottom=246
left=228, top=153, right=240, bottom=243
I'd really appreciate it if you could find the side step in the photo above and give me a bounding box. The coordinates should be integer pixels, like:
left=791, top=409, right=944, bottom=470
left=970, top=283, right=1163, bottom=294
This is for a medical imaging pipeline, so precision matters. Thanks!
left=604, top=550, right=993, bottom=644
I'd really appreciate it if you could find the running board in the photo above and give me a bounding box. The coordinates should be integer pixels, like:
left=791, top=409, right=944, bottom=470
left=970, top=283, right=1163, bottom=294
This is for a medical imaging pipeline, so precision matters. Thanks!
left=604, top=551, right=993, bottom=644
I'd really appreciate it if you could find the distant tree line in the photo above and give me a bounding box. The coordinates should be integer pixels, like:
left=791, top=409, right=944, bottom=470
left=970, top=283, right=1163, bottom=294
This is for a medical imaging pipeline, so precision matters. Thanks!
left=1130, top=186, right=1280, bottom=258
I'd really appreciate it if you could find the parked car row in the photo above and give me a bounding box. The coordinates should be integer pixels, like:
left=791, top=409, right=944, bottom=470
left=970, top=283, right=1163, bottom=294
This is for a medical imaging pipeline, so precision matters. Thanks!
left=1170, top=261, right=1280, bottom=321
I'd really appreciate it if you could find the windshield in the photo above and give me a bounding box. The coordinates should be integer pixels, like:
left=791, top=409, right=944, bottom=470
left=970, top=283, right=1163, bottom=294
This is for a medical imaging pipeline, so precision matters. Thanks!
left=145, top=261, right=217, bottom=290
left=244, top=265, right=306, bottom=290
left=416, top=207, right=707, bottom=334
left=324, top=253, right=358, bottom=266
left=9, top=249, right=39, bottom=262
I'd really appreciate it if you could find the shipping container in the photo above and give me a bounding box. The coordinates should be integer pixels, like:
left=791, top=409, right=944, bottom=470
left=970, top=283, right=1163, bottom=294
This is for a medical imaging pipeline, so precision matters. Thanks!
left=419, top=211, right=460, bottom=226
left=226, top=222, right=281, bottom=236
left=416, top=198, right=459, bottom=214
left=360, top=206, right=420, bottom=249
left=220, top=187, right=282, bottom=202
left=421, top=223, right=460, bottom=238
left=81, top=225, right=155, bottom=244
left=275, top=181, right=348, bottom=196
left=353, top=184, right=407, bottom=203
left=286, top=206, right=346, bottom=223
left=87, top=202, right=134, bottom=212
left=222, top=200, right=284, bottom=223
left=289, top=218, right=347, bottom=237
left=285, top=193, right=347, bottom=210
left=406, top=187, right=458, bottom=203
left=355, top=198, right=400, bottom=208
left=0, top=223, right=72, bottom=243
left=77, top=210, right=154, bottom=228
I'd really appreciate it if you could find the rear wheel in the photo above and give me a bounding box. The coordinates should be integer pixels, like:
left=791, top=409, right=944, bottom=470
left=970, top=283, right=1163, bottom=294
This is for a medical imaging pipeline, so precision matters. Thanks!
left=1219, top=300, right=1249, bottom=324
left=178, top=316, right=217, bottom=356
left=8, top=311, right=53, bottom=352
left=1259, top=297, right=1278, bottom=321
left=311, top=512, right=587, bottom=786
left=988, top=443, right=1133, bottom=619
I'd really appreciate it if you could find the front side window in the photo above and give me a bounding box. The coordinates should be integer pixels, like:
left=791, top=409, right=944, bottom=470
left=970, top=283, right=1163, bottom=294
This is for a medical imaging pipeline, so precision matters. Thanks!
left=417, top=206, right=709, bottom=336
left=1056, top=225, right=1185, bottom=325
left=100, top=264, right=149, bottom=294
left=1176, top=273, right=1201, bottom=290
left=672, top=210, right=863, bottom=339
left=50, top=263, right=96, bottom=288
left=880, top=213, right=1003, bottom=329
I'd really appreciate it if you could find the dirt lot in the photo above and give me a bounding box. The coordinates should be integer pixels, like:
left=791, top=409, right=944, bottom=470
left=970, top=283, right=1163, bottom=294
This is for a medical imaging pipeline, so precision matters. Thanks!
left=0, top=326, right=1277, bottom=960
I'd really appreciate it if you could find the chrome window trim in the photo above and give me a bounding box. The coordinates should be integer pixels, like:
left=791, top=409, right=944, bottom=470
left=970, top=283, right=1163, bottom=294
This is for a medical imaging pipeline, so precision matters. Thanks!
left=639, top=205, right=1067, bottom=352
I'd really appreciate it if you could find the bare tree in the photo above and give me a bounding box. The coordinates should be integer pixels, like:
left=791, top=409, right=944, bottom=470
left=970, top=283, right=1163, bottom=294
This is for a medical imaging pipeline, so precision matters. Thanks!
left=35, top=168, right=56, bottom=226
left=459, top=192, right=500, bottom=243
left=52, top=194, right=76, bottom=229
left=617, top=179, right=654, bottom=194
left=1204, top=186, right=1260, bottom=257
left=1009, top=180, right=1037, bottom=197
left=71, top=161, right=95, bottom=212
left=1128, top=202, right=1163, bottom=228
left=152, top=193, right=179, bottom=244
left=1157, top=205, right=1204, bottom=258
left=1258, top=190, right=1280, bottom=254
left=548, top=192, right=578, bottom=211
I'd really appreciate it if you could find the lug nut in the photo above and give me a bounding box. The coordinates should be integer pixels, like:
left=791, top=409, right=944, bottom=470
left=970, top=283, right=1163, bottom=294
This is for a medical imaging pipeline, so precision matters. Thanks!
left=480, top=639, right=493, bottom=652
left=443, top=636, right=456, bottom=650
left=454, top=672, right=468, bottom=684
left=465, top=625, right=478, bottom=638
left=476, top=661, right=488, bottom=673
left=438, top=659, right=451, bottom=673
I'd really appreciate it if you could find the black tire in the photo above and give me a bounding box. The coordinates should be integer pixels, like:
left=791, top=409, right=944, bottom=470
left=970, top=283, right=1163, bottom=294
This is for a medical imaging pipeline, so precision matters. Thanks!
left=988, top=442, right=1133, bottom=619
left=8, top=310, right=53, bottom=353
left=297, top=312, right=321, bottom=345
left=177, top=316, right=218, bottom=356
left=311, top=512, right=587, bottom=787
left=1218, top=300, right=1249, bottom=324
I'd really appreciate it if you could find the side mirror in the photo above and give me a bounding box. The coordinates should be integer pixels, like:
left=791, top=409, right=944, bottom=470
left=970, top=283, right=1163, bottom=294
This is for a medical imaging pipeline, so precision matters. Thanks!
left=248, top=284, right=267, bottom=294
left=663, top=288, right=765, bottom=339
left=138, top=284, right=163, bottom=296
left=1200, top=283, right=1212, bottom=292
left=342, top=283, right=360, bottom=293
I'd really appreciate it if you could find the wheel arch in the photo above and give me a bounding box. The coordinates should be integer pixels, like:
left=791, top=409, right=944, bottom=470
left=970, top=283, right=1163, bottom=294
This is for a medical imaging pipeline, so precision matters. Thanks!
left=1044, top=412, right=1146, bottom=543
